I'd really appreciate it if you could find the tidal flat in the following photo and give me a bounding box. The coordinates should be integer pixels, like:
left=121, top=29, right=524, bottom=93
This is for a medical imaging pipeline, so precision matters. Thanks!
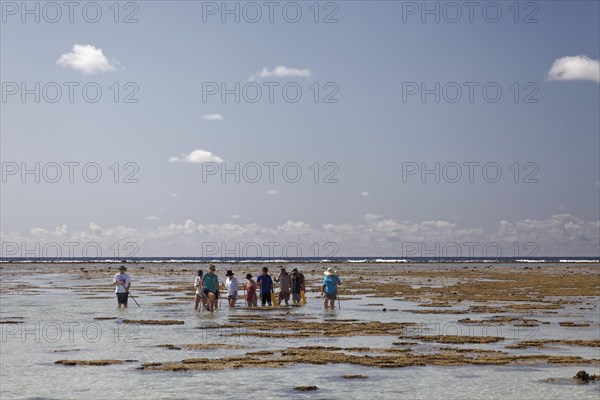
left=0, top=262, right=598, bottom=399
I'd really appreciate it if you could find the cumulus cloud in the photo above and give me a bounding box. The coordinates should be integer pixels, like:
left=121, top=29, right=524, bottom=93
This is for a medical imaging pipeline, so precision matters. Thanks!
left=547, top=55, right=600, bottom=83
left=169, top=149, right=224, bottom=164
left=145, top=216, right=162, bottom=221
left=4, top=214, right=598, bottom=258
left=201, top=114, right=224, bottom=121
left=30, top=225, right=68, bottom=237
left=249, top=66, right=312, bottom=81
left=57, top=44, right=117, bottom=75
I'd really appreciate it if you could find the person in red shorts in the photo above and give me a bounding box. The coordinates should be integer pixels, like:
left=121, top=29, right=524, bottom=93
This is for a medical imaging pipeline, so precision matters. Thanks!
left=245, top=273, right=257, bottom=307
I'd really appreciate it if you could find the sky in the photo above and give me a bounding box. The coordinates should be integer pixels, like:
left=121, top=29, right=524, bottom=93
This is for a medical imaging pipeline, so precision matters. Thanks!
left=1, top=0, right=599, bottom=258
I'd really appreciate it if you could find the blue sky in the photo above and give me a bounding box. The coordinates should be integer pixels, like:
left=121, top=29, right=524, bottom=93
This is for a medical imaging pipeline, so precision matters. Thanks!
left=1, top=1, right=599, bottom=257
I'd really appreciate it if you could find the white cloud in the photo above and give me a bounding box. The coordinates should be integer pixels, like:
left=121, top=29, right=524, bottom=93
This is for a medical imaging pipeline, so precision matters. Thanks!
left=266, top=190, right=279, bottom=195
left=547, top=55, right=600, bottom=83
left=201, top=114, right=224, bottom=121
left=250, top=66, right=312, bottom=81
left=170, top=193, right=179, bottom=198
left=361, top=192, right=370, bottom=196
left=57, top=44, right=117, bottom=75
left=230, top=214, right=254, bottom=221
left=145, top=216, right=162, bottom=221
left=5, top=214, right=599, bottom=257
left=30, top=225, right=68, bottom=237
left=89, top=223, right=102, bottom=234
left=169, top=149, right=224, bottom=164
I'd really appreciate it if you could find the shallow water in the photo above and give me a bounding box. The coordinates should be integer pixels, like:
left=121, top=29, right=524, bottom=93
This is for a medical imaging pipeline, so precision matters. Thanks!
left=1, top=263, right=598, bottom=399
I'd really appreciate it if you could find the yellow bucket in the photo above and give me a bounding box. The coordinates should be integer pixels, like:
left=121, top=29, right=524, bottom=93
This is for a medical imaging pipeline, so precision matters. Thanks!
left=300, top=290, right=307, bottom=305
left=271, top=292, right=279, bottom=306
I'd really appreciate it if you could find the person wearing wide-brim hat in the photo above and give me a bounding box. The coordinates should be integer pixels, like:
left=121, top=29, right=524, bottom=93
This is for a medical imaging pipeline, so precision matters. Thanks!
left=244, top=273, right=257, bottom=307
left=223, top=270, right=239, bottom=307
left=321, top=268, right=341, bottom=309
left=113, top=266, right=131, bottom=308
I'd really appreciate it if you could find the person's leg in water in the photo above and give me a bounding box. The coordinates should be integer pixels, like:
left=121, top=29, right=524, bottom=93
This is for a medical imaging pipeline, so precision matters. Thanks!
left=207, top=292, right=216, bottom=312
left=195, top=294, right=202, bottom=310
left=292, top=293, right=300, bottom=305
left=329, top=294, right=336, bottom=309
left=203, top=290, right=210, bottom=311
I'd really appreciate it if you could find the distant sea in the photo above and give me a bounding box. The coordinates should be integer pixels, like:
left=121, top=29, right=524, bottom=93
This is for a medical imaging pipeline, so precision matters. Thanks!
left=1, top=257, right=598, bottom=263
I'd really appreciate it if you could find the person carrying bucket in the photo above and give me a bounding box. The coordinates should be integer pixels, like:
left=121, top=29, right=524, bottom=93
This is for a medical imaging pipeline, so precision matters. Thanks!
left=291, top=267, right=305, bottom=305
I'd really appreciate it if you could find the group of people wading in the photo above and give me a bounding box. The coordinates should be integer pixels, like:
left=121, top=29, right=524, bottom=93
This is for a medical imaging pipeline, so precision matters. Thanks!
left=113, top=264, right=342, bottom=311
left=193, top=265, right=313, bottom=312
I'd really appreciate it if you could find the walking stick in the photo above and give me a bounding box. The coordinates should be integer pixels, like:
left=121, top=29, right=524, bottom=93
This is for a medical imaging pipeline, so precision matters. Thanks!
left=119, top=282, right=140, bottom=307
left=128, top=291, right=141, bottom=307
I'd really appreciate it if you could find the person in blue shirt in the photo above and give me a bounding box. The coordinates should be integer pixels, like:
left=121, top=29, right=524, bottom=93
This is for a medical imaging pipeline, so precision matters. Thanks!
left=256, top=267, right=273, bottom=306
left=321, top=268, right=342, bottom=309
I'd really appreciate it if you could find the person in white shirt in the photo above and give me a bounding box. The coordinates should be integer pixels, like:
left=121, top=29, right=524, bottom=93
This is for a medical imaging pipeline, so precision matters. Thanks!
left=113, top=266, right=131, bottom=308
left=223, top=270, right=238, bottom=307
left=194, top=269, right=206, bottom=311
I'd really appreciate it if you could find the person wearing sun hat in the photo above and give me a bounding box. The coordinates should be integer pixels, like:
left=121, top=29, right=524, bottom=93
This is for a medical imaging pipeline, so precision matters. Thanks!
left=223, top=270, right=239, bottom=307
left=321, top=267, right=342, bottom=309
left=113, top=265, right=131, bottom=308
